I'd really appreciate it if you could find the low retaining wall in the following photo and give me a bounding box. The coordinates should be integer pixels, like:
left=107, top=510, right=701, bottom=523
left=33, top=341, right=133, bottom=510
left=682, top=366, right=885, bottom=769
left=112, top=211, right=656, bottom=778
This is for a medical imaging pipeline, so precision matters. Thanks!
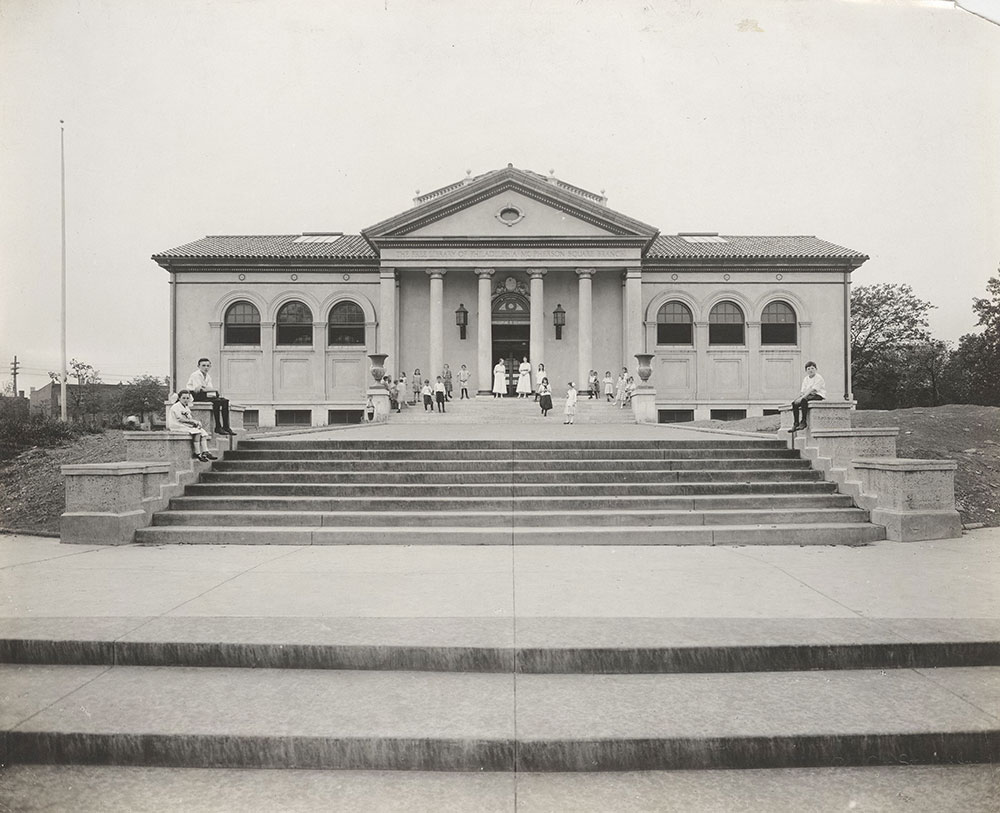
left=780, top=403, right=961, bottom=541
left=60, top=432, right=225, bottom=545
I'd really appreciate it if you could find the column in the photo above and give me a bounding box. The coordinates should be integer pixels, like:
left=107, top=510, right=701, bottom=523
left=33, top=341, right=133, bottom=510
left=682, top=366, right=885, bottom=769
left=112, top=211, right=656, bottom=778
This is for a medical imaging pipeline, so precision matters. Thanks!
left=624, top=268, right=643, bottom=366
left=427, top=269, right=446, bottom=380
left=476, top=268, right=495, bottom=395
left=576, top=268, right=595, bottom=390
left=747, top=320, right=761, bottom=405
left=527, top=268, right=546, bottom=374
left=379, top=268, right=396, bottom=375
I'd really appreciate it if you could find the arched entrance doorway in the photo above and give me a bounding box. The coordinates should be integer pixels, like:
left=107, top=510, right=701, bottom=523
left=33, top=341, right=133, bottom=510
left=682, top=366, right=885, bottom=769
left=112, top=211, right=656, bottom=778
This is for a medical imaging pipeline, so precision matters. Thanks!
left=492, top=290, right=530, bottom=396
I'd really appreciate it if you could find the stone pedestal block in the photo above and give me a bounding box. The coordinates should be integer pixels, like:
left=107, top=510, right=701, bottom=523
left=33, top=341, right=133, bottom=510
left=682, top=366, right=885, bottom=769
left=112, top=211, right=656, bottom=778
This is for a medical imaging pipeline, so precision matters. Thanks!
left=629, top=386, right=656, bottom=424
left=804, top=428, right=899, bottom=482
left=61, top=462, right=172, bottom=545
left=190, top=402, right=245, bottom=433
left=61, top=433, right=218, bottom=546
left=780, top=401, right=855, bottom=445
left=852, top=459, right=962, bottom=541
left=367, top=387, right=391, bottom=423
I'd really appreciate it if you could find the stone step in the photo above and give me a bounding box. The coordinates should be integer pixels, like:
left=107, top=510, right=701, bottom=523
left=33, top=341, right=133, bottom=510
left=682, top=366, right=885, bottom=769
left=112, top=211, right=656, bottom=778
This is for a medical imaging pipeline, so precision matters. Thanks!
left=238, top=439, right=788, bottom=450
left=225, top=448, right=799, bottom=460
left=196, top=469, right=822, bottom=486
left=134, top=522, right=885, bottom=546
left=4, top=618, right=997, bottom=674
left=211, top=457, right=811, bottom=473
left=169, top=493, right=858, bottom=512
left=152, top=507, right=871, bottom=528
left=3, top=664, right=995, bottom=770
left=183, top=480, right=837, bottom=498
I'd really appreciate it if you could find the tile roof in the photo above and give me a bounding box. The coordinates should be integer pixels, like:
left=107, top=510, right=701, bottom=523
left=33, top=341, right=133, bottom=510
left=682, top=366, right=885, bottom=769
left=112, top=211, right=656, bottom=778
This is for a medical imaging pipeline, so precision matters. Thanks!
left=647, top=235, right=866, bottom=260
left=153, top=235, right=376, bottom=260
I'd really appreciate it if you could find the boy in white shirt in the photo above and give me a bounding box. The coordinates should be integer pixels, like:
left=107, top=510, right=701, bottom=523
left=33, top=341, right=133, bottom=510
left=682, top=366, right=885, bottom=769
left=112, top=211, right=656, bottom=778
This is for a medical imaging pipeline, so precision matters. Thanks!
left=791, top=361, right=827, bottom=431
left=167, top=390, right=217, bottom=462
left=186, top=357, right=234, bottom=435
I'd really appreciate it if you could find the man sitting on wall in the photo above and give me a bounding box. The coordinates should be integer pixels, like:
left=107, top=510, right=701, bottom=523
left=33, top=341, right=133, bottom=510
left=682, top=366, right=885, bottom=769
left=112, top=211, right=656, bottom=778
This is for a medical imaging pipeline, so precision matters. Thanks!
left=186, top=357, right=235, bottom=435
left=791, top=361, right=826, bottom=431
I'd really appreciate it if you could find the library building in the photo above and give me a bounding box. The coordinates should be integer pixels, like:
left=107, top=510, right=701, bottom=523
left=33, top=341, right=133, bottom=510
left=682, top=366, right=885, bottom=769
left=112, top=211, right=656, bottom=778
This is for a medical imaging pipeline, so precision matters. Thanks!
left=153, top=165, right=867, bottom=427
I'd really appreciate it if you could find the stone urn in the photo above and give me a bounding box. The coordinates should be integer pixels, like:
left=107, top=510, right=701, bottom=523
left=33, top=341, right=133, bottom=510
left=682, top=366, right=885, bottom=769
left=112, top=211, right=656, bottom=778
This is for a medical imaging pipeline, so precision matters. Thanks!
left=368, top=353, right=389, bottom=385
left=634, top=353, right=654, bottom=384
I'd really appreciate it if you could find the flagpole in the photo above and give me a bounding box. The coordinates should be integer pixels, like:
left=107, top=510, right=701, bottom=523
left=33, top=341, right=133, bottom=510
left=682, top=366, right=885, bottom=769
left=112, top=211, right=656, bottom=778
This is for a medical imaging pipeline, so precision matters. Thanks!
left=60, top=120, right=68, bottom=422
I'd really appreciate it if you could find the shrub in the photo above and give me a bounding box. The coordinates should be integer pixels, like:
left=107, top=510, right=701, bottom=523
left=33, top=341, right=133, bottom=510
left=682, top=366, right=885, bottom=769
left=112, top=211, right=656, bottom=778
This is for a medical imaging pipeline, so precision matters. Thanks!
left=0, top=413, right=101, bottom=461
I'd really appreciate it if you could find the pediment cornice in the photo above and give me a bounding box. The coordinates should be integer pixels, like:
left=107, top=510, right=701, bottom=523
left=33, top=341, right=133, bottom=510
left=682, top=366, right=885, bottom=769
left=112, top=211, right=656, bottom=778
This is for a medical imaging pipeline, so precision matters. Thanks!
left=362, top=166, right=660, bottom=249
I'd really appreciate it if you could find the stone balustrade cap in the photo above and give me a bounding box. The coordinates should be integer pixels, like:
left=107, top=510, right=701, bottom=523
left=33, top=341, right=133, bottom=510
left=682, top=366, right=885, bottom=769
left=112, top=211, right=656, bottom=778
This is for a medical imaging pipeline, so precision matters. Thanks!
left=852, top=458, right=958, bottom=471
left=808, top=428, right=900, bottom=438
left=62, top=462, right=172, bottom=476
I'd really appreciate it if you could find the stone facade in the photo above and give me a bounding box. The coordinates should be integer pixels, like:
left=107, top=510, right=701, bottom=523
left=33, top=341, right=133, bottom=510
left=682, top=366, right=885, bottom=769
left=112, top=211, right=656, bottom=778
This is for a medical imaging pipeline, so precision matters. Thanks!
left=154, top=166, right=868, bottom=427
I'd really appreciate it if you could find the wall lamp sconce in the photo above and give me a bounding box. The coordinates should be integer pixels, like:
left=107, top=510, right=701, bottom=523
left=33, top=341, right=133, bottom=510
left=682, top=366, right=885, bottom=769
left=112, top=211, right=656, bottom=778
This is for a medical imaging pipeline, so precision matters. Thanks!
left=553, top=303, right=566, bottom=340
left=455, top=303, right=468, bottom=340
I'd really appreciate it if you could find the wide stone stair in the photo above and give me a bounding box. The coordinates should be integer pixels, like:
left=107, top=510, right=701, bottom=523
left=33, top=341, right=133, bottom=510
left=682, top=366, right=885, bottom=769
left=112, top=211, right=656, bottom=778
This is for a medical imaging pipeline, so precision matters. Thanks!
left=134, top=438, right=886, bottom=546
left=4, top=615, right=998, bottom=771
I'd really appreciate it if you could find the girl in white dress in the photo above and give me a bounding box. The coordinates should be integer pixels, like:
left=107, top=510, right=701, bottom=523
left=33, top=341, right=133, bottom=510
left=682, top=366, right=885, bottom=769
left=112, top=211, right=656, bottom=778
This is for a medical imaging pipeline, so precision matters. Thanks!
left=563, top=382, right=578, bottom=424
left=516, top=357, right=532, bottom=397
left=492, top=359, right=507, bottom=398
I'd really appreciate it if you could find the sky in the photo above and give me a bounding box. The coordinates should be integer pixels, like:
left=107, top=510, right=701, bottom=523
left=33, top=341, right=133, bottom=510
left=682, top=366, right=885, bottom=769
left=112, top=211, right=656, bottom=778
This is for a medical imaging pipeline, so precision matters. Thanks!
left=1, top=0, right=998, bottom=394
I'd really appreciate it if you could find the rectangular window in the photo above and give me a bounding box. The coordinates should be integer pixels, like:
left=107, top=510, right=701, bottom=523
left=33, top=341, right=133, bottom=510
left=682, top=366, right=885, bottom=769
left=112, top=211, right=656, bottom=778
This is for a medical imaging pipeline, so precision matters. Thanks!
left=242, top=409, right=259, bottom=426
left=327, top=410, right=364, bottom=424
left=658, top=409, right=695, bottom=423
left=763, top=409, right=781, bottom=416
left=708, top=324, right=744, bottom=345
left=225, top=325, right=261, bottom=345
left=760, top=323, right=797, bottom=345
left=275, top=409, right=311, bottom=426
left=656, top=323, right=693, bottom=345
left=710, top=409, right=747, bottom=421
left=276, top=325, right=313, bottom=346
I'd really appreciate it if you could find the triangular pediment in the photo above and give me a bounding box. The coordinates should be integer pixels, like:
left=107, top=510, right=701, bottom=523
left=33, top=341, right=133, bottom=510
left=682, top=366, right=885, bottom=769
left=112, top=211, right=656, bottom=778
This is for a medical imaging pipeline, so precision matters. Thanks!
left=362, top=166, right=659, bottom=246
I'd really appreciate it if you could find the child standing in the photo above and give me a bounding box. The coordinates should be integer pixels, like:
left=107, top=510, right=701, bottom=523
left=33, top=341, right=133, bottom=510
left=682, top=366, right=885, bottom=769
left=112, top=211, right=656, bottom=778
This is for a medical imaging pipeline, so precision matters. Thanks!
left=603, top=371, right=614, bottom=402
left=434, top=376, right=447, bottom=412
left=457, top=364, right=471, bottom=399
left=588, top=370, right=599, bottom=399
left=398, top=371, right=408, bottom=405
left=413, top=369, right=422, bottom=405
left=537, top=377, right=553, bottom=417
left=563, top=382, right=578, bottom=425
left=442, top=364, right=453, bottom=400
left=421, top=379, right=433, bottom=411
left=167, top=390, right=217, bottom=462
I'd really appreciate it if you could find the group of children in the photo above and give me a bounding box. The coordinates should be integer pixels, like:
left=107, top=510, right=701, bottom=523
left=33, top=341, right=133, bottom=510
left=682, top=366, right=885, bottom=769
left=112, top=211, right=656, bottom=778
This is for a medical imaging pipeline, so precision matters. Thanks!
left=382, top=363, right=473, bottom=415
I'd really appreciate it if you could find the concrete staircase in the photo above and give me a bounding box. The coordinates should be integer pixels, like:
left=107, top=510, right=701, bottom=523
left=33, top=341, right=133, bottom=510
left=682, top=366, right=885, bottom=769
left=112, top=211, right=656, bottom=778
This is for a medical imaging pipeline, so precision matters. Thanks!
left=4, top=616, right=998, bottom=770
left=134, top=438, right=886, bottom=546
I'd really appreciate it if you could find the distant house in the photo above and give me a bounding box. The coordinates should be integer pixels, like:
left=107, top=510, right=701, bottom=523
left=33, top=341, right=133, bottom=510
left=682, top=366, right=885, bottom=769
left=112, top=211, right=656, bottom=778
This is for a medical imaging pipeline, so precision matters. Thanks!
left=29, top=381, right=123, bottom=422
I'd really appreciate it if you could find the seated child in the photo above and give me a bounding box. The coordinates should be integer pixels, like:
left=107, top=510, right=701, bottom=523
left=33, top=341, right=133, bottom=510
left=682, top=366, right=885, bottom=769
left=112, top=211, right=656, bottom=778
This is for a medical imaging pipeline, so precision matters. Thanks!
left=167, top=390, right=217, bottom=462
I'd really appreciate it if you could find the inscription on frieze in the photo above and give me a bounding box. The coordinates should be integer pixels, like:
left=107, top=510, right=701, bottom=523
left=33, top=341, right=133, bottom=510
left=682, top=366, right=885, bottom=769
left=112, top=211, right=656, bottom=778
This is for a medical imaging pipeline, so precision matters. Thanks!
left=388, top=247, right=630, bottom=260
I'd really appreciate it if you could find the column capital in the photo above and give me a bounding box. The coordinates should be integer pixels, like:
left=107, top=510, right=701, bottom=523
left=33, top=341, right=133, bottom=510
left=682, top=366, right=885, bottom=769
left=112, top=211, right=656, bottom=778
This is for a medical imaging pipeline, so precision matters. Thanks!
left=475, top=268, right=495, bottom=279
left=426, top=269, right=447, bottom=279
left=624, top=268, right=642, bottom=280
left=380, top=268, right=397, bottom=280
left=575, top=268, right=597, bottom=279
left=526, top=268, right=548, bottom=279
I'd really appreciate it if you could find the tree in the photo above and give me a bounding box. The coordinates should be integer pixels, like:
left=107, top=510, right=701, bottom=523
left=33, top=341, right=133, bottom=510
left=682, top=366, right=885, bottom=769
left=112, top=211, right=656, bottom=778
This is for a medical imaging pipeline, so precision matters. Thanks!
left=851, top=283, right=935, bottom=403
left=116, top=375, right=169, bottom=424
left=953, top=273, right=1000, bottom=406
left=48, top=358, right=103, bottom=422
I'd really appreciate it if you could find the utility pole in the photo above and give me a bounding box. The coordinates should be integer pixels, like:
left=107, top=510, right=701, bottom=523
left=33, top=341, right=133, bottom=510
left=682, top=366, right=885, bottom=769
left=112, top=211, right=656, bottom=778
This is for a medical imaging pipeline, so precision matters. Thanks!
left=60, top=120, right=68, bottom=421
left=9, top=356, right=18, bottom=396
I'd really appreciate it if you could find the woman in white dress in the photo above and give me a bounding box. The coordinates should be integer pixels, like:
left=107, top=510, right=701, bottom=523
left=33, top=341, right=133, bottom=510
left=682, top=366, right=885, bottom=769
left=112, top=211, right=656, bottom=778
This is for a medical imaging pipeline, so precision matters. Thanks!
left=516, top=357, right=532, bottom=398
left=563, top=382, right=578, bottom=425
left=492, top=358, right=507, bottom=398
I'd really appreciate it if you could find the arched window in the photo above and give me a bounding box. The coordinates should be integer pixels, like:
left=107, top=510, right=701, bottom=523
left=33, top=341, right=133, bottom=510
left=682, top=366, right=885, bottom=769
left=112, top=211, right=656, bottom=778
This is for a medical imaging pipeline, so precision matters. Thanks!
left=328, top=300, right=366, bottom=345
left=656, top=301, right=693, bottom=345
left=223, top=301, right=261, bottom=346
left=761, top=301, right=797, bottom=345
left=708, top=301, right=745, bottom=345
left=276, top=301, right=313, bottom=346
